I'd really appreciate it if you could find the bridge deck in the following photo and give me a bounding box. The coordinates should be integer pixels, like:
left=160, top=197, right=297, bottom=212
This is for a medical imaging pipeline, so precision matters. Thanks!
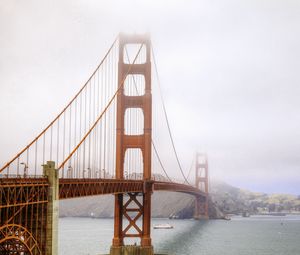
left=59, top=178, right=206, bottom=199
left=0, top=177, right=206, bottom=202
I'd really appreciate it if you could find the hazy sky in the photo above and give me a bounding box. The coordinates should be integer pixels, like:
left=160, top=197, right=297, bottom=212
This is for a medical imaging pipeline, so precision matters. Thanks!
left=1, top=0, right=300, bottom=194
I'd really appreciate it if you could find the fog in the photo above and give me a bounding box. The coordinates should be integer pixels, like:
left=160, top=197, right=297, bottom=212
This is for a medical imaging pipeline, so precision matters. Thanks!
left=0, top=0, right=300, bottom=194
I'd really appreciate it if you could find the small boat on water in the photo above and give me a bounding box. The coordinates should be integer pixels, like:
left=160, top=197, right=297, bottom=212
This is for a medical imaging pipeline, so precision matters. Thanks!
left=153, top=224, right=173, bottom=229
left=223, top=215, right=231, bottom=220
left=242, top=212, right=250, bottom=217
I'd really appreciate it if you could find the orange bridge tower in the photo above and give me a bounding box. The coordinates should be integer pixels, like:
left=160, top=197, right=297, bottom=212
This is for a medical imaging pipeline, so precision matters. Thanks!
left=110, top=34, right=153, bottom=255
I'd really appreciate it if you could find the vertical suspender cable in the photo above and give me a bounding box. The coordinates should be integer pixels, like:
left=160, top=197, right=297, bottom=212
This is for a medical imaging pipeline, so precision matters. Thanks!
left=151, top=44, right=190, bottom=185
left=124, top=47, right=171, bottom=182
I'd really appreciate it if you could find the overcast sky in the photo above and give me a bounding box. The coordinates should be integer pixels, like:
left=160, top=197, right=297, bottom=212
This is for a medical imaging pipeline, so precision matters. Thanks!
left=0, top=0, right=300, bottom=194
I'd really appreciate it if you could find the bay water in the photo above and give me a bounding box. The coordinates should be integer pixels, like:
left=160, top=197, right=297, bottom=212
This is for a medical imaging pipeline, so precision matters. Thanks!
left=59, top=215, right=300, bottom=255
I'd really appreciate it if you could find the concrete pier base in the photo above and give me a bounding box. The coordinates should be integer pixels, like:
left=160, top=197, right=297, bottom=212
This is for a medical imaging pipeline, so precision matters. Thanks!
left=43, top=161, right=59, bottom=255
left=109, top=245, right=154, bottom=255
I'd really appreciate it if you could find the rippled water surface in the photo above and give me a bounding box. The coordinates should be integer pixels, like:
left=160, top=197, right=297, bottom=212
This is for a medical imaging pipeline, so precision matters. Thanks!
left=59, top=215, right=300, bottom=255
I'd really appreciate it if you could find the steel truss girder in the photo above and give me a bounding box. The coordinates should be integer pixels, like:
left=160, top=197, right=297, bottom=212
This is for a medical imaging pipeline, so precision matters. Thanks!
left=0, top=178, right=49, bottom=254
left=122, top=192, right=143, bottom=238
left=59, top=179, right=207, bottom=199
left=153, top=181, right=206, bottom=196
left=59, top=179, right=144, bottom=199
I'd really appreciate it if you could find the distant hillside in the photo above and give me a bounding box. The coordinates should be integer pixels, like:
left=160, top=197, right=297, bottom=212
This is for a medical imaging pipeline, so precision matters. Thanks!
left=209, top=180, right=300, bottom=214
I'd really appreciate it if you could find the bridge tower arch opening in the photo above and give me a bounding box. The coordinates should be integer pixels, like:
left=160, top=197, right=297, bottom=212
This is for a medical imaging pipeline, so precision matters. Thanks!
left=111, top=33, right=153, bottom=255
left=194, top=153, right=209, bottom=220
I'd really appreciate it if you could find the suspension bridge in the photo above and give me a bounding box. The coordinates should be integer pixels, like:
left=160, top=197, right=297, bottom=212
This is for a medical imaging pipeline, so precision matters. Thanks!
left=0, top=34, right=209, bottom=255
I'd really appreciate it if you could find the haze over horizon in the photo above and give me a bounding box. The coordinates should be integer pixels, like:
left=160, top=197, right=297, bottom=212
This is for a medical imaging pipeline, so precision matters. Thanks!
left=0, top=0, right=300, bottom=195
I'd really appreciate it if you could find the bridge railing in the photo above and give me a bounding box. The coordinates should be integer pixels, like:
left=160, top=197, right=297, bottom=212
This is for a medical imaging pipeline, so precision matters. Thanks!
left=0, top=174, right=46, bottom=179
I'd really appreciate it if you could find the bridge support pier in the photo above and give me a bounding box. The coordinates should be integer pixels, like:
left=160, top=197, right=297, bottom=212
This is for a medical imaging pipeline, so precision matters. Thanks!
left=194, top=196, right=209, bottom=220
left=43, top=161, right=59, bottom=255
left=110, top=245, right=153, bottom=255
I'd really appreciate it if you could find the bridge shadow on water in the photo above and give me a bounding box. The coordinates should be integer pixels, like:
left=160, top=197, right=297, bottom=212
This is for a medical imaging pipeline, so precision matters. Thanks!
left=154, top=219, right=210, bottom=255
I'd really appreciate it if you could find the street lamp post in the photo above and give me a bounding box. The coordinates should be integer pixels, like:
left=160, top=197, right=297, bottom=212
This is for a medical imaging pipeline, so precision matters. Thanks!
left=67, top=166, right=73, bottom=178
left=20, top=162, right=28, bottom=178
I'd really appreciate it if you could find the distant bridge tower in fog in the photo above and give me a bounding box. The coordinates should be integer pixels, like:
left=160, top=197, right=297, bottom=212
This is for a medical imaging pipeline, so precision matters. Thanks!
left=194, top=153, right=209, bottom=219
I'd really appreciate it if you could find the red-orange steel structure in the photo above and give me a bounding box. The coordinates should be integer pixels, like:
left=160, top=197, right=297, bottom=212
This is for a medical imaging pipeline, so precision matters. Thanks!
left=0, top=177, right=207, bottom=254
left=59, top=179, right=206, bottom=199
left=0, top=34, right=210, bottom=255
left=0, top=178, right=48, bottom=254
left=112, top=34, right=153, bottom=253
